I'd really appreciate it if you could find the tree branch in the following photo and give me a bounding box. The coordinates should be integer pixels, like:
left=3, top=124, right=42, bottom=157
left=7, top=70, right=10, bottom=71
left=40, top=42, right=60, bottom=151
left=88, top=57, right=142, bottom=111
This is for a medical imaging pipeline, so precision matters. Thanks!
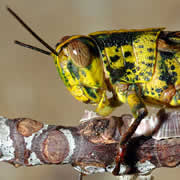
left=0, top=110, right=179, bottom=177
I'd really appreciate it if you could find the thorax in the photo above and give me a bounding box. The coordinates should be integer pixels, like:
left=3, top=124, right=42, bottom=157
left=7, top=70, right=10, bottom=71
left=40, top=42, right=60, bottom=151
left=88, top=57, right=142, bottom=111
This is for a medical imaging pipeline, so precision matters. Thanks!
left=89, top=28, right=162, bottom=85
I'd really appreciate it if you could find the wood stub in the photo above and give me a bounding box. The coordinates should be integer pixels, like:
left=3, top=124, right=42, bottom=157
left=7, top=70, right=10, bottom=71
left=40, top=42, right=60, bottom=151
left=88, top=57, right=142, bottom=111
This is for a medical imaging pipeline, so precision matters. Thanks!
left=17, top=118, right=43, bottom=137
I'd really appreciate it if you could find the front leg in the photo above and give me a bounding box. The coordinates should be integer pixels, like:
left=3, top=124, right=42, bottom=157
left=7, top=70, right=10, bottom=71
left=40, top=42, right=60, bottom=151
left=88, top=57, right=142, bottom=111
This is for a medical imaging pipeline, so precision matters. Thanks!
left=113, top=84, right=147, bottom=175
left=116, top=84, right=148, bottom=145
left=120, top=90, right=148, bottom=145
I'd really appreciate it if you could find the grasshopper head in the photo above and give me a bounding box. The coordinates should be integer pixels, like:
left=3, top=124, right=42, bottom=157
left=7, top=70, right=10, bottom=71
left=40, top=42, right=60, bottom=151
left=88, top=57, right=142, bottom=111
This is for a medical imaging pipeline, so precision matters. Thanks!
left=54, top=35, right=107, bottom=105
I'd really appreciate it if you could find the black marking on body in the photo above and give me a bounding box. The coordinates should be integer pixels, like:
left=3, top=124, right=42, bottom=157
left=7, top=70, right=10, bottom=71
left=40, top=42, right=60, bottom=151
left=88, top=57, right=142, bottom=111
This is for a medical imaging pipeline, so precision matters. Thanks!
left=148, top=56, right=155, bottom=60
left=136, top=67, right=140, bottom=71
left=138, top=45, right=144, bottom=48
left=146, top=63, right=154, bottom=67
left=81, top=70, right=86, bottom=77
left=135, top=75, right=139, bottom=80
left=147, top=72, right=153, bottom=76
left=144, top=77, right=150, bottom=81
left=55, top=42, right=60, bottom=48
left=155, top=88, right=163, bottom=93
left=110, top=55, right=120, bottom=62
left=104, top=60, right=108, bottom=64
left=106, top=62, right=135, bottom=84
left=158, top=51, right=177, bottom=85
left=171, top=65, right=175, bottom=70
left=67, top=61, right=80, bottom=80
left=124, top=51, right=132, bottom=58
left=126, top=77, right=130, bottom=81
left=140, top=72, right=144, bottom=76
left=83, top=86, right=97, bottom=99
left=115, top=48, right=119, bottom=52
left=58, top=67, right=70, bottom=87
left=147, top=48, right=154, bottom=52
left=172, top=72, right=177, bottom=76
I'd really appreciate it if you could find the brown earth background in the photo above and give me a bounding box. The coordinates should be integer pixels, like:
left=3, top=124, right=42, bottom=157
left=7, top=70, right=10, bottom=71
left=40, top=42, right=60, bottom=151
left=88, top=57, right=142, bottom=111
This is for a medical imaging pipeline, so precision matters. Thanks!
left=0, top=0, right=180, bottom=180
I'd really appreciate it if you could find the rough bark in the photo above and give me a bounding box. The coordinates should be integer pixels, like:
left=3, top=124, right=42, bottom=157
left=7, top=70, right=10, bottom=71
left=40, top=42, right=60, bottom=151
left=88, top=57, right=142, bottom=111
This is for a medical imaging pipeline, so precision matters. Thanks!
left=0, top=111, right=179, bottom=177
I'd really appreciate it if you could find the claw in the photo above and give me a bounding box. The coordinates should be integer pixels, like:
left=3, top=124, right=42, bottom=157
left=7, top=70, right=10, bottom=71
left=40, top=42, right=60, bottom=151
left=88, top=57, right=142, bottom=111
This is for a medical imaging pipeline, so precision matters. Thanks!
left=112, top=145, right=126, bottom=175
left=113, top=109, right=147, bottom=175
left=78, top=173, right=83, bottom=180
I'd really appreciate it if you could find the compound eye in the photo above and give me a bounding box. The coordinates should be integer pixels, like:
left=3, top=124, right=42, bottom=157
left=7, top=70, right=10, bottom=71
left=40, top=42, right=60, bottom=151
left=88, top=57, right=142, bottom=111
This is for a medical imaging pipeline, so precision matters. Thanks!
left=67, top=39, right=91, bottom=67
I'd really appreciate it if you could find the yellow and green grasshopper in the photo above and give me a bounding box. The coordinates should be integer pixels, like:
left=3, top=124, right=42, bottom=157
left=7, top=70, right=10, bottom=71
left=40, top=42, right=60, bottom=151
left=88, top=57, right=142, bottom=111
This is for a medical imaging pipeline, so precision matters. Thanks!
left=7, top=7, right=180, bottom=174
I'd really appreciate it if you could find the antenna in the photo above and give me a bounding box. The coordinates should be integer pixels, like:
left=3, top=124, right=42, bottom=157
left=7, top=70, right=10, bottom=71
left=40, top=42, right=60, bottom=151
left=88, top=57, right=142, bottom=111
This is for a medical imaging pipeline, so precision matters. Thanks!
left=7, top=7, right=58, bottom=56
left=15, top=40, right=51, bottom=56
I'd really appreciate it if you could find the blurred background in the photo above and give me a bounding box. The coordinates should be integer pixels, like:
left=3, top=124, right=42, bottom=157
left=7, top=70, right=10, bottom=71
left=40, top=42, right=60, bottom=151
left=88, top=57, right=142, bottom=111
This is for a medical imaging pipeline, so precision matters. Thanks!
left=0, top=0, right=180, bottom=179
